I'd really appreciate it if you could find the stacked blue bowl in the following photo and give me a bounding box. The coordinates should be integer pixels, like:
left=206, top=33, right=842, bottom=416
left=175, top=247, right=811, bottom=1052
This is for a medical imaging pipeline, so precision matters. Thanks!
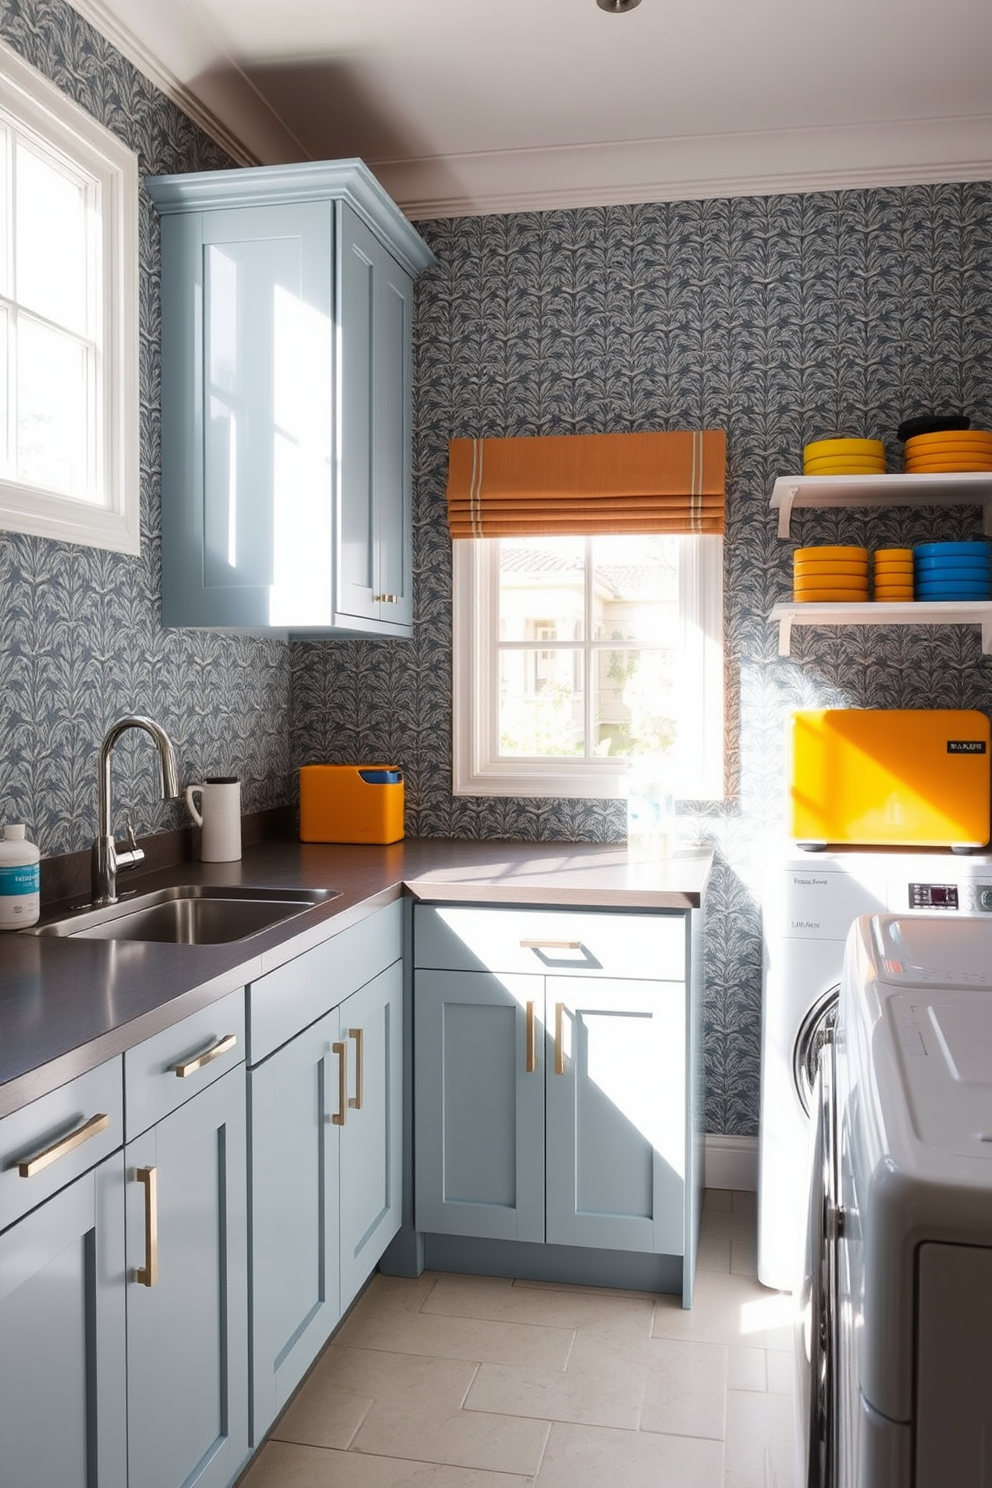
left=913, top=541, right=992, bottom=600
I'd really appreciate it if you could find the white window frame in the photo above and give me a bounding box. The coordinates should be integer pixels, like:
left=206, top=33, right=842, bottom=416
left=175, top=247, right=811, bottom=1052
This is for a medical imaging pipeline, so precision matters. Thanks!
left=0, top=40, right=139, bottom=554
left=452, top=534, right=725, bottom=800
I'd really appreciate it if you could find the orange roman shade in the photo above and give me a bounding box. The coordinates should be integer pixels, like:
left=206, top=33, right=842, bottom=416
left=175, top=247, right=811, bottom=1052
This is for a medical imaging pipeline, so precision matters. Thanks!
left=446, top=429, right=726, bottom=538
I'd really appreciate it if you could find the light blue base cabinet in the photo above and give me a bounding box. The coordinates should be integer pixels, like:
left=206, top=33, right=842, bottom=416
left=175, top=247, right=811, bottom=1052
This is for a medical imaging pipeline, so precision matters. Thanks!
left=0, top=1153, right=127, bottom=1488
left=0, top=993, right=249, bottom=1488
left=124, top=1065, right=248, bottom=1488
left=412, top=904, right=703, bottom=1305
left=249, top=1002, right=342, bottom=1441
left=145, top=160, right=436, bottom=635
left=248, top=904, right=403, bottom=1445
left=123, top=990, right=249, bottom=1488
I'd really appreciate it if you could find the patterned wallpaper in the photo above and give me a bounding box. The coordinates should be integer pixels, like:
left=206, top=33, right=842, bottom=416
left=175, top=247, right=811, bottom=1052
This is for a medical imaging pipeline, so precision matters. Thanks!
left=292, top=190, right=992, bottom=1134
left=4, top=0, right=992, bottom=1135
left=0, top=0, right=293, bottom=850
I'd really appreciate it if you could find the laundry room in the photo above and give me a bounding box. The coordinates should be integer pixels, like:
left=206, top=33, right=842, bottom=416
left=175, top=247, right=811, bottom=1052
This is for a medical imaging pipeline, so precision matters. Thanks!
left=2, top=0, right=992, bottom=1485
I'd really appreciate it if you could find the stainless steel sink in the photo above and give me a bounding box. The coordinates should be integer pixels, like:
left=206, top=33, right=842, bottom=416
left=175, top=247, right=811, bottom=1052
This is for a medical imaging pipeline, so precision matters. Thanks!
left=25, top=885, right=339, bottom=944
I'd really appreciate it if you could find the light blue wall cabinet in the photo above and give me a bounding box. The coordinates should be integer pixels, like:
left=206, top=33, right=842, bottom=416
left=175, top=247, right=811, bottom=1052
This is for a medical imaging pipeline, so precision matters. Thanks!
left=338, top=209, right=416, bottom=631
left=123, top=993, right=249, bottom=1488
left=413, top=905, right=703, bottom=1305
left=145, top=160, right=436, bottom=634
left=0, top=1057, right=127, bottom=1488
left=247, top=903, right=403, bottom=1445
left=0, top=1153, right=127, bottom=1488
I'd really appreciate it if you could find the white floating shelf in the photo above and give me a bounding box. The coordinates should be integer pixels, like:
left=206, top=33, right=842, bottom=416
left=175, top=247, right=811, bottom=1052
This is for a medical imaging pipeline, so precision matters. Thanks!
left=770, top=473, right=992, bottom=539
left=770, top=601, right=992, bottom=656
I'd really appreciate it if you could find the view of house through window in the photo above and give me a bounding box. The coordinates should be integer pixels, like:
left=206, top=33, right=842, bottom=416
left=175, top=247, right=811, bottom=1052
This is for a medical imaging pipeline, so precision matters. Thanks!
left=498, top=535, right=681, bottom=759
left=453, top=532, right=723, bottom=800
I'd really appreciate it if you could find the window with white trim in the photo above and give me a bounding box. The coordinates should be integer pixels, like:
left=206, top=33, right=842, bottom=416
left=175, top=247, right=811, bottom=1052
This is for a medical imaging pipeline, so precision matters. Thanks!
left=0, top=41, right=139, bottom=553
left=452, top=533, right=724, bottom=800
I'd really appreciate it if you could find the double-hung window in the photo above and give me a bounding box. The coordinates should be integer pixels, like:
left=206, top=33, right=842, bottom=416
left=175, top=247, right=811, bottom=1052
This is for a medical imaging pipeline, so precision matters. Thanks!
left=450, top=432, right=725, bottom=801
left=0, top=41, right=139, bottom=553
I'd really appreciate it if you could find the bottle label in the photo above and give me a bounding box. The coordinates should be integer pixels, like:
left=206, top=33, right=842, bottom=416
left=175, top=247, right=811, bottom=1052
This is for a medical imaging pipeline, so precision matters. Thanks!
left=0, top=864, right=40, bottom=895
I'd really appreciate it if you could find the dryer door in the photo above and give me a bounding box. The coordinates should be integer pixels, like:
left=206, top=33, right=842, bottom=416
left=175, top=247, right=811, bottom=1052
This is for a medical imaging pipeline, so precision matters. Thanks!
left=794, top=986, right=839, bottom=1117
left=795, top=1031, right=838, bottom=1488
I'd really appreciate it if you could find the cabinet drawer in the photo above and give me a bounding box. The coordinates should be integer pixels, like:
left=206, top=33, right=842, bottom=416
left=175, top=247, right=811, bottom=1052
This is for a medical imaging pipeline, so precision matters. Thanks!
left=0, top=1056, right=123, bottom=1232
left=414, top=905, right=686, bottom=982
left=124, top=989, right=245, bottom=1140
left=249, top=900, right=403, bottom=1064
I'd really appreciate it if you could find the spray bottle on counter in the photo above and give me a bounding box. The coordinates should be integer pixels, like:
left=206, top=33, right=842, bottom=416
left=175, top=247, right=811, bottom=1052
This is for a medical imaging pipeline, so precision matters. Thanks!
left=0, top=824, right=40, bottom=928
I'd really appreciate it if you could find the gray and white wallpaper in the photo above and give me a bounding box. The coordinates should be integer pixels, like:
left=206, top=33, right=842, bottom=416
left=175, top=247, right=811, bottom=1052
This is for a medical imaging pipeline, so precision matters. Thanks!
left=4, top=0, right=992, bottom=1135
left=293, top=193, right=992, bottom=1135
left=0, top=0, right=293, bottom=844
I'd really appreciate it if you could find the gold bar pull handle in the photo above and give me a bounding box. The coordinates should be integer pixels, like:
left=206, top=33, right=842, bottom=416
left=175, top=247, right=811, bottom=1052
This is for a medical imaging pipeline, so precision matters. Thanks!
left=348, top=1028, right=364, bottom=1110
left=520, top=939, right=582, bottom=951
left=554, top=1002, right=567, bottom=1076
left=525, top=1001, right=537, bottom=1073
left=135, top=1166, right=158, bottom=1287
left=373, top=594, right=399, bottom=604
left=172, top=1033, right=237, bottom=1079
left=331, top=1041, right=347, bottom=1125
left=18, top=1112, right=110, bottom=1178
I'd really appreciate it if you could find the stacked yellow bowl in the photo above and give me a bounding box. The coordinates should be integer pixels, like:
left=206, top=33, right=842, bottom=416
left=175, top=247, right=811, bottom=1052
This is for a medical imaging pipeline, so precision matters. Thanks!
left=873, top=547, right=914, bottom=602
left=794, top=546, right=870, bottom=602
left=803, top=438, right=886, bottom=475
left=903, top=429, right=992, bottom=472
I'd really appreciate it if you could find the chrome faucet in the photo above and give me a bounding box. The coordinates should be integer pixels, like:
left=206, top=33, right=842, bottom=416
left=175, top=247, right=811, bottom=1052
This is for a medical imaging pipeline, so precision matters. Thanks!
left=91, top=715, right=180, bottom=905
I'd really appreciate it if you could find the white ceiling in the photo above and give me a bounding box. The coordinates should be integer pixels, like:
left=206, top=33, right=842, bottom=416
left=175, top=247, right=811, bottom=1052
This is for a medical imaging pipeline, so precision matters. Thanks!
left=73, top=0, right=992, bottom=218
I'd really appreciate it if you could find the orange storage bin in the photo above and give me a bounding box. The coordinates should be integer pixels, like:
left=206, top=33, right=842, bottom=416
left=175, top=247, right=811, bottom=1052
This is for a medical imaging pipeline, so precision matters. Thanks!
left=299, top=765, right=405, bottom=844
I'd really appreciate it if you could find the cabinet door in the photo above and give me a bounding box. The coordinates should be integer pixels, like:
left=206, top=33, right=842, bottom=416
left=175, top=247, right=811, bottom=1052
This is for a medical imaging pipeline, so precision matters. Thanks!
left=415, top=970, right=544, bottom=1243
left=0, top=1154, right=127, bottom=1488
left=545, top=976, right=685, bottom=1255
left=339, top=961, right=403, bottom=1310
left=338, top=203, right=414, bottom=633
left=248, top=1007, right=341, bottom=1446
left=160, top=200, right=336, bottom=629
left=125, top=1065, right=248, bottom=1488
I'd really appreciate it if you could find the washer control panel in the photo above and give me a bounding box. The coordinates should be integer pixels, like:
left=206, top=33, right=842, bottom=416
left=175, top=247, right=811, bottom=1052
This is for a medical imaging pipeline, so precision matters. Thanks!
left=906, top=881, right=992, bottom=912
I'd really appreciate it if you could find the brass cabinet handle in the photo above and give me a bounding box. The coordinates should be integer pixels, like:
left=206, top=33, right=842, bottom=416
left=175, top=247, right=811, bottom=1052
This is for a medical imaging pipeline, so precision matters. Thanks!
left=331, top=1041, right=347, bottom=1126
left=373, top=594, right=399, bottom=604
left=348, top=1027, right=364, bottom=1110
left=172, top=1032, right=237, bottom=1079
left=135, top=1166, right=158, bottom=1287
left=17, top=1112, right=110, bottom=1178
left=525, top=1001, right=537, bottom=1073
left=554, top=1002, right=566, bottom=1076
left=520, top=939, right=582, bottom=950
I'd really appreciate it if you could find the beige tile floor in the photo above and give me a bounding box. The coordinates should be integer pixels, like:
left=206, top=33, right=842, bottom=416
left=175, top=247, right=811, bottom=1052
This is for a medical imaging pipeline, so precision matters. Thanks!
left=238, top=1190, right=797, bottom=1488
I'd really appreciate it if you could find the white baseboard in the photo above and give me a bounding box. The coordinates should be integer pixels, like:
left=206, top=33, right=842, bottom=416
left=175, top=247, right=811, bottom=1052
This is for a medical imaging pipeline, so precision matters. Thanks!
left=704, top=1134, right=758, bottom=1192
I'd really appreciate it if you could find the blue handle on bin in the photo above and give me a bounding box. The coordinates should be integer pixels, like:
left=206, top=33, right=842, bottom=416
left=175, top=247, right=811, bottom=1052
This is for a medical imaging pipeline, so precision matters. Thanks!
left=358, top=768, right=403, bottom=784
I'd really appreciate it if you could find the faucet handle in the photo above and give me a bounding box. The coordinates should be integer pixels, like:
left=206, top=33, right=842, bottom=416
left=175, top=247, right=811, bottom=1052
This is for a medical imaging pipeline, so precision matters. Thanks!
left=116, top=815, right=145, bottom=874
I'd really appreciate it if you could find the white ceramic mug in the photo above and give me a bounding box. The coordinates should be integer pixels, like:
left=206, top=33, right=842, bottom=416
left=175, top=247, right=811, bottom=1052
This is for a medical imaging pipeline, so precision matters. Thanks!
left=185, top=777, right=242, bottom=862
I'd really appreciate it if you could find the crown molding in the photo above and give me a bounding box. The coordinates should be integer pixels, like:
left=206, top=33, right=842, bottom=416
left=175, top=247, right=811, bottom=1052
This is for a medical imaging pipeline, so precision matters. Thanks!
left=381, top=114, right=992, bottom=220
left=68, top=0, right=992, bottom=220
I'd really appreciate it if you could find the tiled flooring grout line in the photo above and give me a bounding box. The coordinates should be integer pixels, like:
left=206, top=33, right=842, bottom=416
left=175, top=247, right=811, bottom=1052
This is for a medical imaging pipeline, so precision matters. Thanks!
left=238, top=1193, right=795, bottom=1488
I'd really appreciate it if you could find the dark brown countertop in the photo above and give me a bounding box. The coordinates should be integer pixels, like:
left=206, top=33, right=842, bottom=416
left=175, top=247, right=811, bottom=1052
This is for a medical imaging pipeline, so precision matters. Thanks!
left=0, top=837, right=712, bottom=1117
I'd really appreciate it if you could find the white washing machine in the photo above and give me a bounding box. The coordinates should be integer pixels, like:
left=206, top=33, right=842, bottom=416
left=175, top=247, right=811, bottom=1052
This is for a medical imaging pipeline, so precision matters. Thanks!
left=797, top=912, right=992, bottom=1487
left=757, top=846, right=992, bottom=1292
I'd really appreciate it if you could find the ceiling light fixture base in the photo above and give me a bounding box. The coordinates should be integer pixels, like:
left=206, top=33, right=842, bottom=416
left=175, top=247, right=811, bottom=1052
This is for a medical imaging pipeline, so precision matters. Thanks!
left=597, top=0, right=642, bottom=10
